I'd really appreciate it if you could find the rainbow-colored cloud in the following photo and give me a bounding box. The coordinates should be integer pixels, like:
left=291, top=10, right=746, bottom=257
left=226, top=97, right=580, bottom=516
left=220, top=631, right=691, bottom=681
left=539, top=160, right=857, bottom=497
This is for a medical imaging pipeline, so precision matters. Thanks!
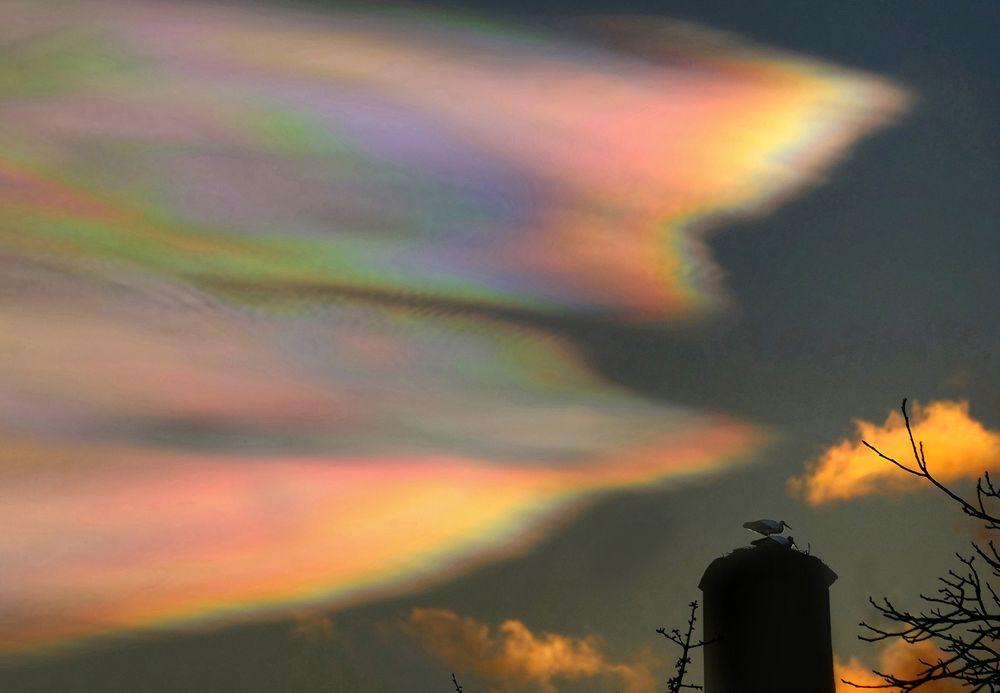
left=0, top=0, right=905, bottom=655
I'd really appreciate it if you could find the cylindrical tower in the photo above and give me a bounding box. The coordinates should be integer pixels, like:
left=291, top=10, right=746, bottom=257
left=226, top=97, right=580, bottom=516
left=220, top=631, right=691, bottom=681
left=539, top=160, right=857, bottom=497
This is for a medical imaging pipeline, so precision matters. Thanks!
left=699, top=543, right=838, bottom=693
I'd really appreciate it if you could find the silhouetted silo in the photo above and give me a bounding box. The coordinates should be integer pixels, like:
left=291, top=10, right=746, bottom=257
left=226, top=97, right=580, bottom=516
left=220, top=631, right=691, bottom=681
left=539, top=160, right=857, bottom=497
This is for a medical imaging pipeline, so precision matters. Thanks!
left=699, top=543, right=838, bottom=693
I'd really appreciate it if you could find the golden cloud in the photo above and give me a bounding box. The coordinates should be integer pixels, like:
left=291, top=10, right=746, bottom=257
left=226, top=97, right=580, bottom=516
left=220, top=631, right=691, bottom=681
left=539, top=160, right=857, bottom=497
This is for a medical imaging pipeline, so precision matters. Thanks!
left=835, top=640, right=964, bottom=693
left=789, top=401, right=1000, bottom=505
left=401, top=608, right=658, bottom=693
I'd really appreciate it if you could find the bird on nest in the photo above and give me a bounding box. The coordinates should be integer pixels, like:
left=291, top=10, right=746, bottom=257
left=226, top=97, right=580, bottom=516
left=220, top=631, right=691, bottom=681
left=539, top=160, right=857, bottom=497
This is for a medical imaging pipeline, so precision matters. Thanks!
left=751, top=534, right=796, bottom=549
left=742, top=518, right=791, bottom=536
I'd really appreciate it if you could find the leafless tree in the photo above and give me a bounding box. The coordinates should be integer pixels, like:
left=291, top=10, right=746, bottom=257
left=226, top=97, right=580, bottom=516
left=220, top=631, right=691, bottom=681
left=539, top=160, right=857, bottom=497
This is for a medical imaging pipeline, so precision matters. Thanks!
left=658, top=600, right=715, bottom=693
left=843, top=398, right=1000, bottom=691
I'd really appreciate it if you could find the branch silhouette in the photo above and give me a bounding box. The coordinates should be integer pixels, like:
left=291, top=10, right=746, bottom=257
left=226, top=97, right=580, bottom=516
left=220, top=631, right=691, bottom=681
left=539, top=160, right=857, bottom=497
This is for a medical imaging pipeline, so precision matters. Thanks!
left=842, top=398, right=1000, bottom=691
left=658, top=600, right=717, bottom=693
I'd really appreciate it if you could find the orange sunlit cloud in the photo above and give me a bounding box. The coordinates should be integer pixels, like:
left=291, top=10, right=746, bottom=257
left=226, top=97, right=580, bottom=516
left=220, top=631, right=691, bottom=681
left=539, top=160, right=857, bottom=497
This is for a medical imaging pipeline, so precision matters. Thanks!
left=401, top=608, right=659, bottom=693
left=789, top=401, right=1000, bottom=505
left=835, top=640, right=964, bottom=693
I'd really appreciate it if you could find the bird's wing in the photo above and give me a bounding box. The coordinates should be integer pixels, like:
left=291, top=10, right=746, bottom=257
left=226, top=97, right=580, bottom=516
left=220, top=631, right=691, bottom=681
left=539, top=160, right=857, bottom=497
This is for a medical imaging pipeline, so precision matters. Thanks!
left=743, top=519, right=775, bottom=535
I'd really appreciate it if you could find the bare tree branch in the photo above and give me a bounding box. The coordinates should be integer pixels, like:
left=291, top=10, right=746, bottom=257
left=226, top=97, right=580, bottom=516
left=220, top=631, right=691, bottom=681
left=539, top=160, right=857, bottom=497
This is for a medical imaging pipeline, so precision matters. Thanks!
left=659, top=600, right=715, bottom=693
left=844, top=399, right=1000, bottom=691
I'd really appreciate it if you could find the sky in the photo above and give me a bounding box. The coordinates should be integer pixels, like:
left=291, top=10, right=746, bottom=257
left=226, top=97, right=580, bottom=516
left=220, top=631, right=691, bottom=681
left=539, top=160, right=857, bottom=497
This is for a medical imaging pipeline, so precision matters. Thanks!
left=0, top=0, right=998, bottom=691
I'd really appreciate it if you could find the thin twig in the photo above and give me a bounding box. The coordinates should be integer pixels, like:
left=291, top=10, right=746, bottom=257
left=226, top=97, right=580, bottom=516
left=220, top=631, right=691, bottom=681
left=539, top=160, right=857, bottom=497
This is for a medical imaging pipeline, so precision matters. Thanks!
left=659, top=601, right=714, bottom=693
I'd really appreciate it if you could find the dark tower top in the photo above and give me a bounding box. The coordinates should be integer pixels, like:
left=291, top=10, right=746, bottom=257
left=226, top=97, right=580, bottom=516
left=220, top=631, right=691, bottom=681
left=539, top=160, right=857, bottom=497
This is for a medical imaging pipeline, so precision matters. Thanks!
left=699, top=543, right=838, bottom=693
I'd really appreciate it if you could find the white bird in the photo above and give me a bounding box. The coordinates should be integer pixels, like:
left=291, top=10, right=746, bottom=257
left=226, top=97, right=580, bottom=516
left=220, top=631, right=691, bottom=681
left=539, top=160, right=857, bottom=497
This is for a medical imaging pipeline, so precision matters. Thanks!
left=742, top=519, right=791, bottom=536
left=752, top=535, right=796, bottom=549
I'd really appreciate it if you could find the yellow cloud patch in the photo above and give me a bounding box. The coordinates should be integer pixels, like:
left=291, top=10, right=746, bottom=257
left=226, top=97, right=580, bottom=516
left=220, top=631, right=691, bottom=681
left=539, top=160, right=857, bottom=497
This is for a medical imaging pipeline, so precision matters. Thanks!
left=835, top=640, right=964, bottom=693
left=402, top=608, right=658, bottom=693
left=789, top=401, right=1000, bottom=505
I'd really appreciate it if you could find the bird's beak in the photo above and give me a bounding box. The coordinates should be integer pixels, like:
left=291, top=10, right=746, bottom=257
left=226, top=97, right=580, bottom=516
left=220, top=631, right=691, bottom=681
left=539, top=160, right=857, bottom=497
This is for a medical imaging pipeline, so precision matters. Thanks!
left=785, top=523, right=793, bottom=529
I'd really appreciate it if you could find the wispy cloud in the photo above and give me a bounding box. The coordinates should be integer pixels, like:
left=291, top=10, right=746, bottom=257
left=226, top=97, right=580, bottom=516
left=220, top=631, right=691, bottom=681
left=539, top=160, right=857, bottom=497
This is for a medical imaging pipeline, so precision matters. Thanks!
left=835, top=641, right=964, bottom=693
left=789, top=401, right=1000, bottom=505
left=401, top=608, right=658, bottom=693
left=0, top=0, right=905, bottom=654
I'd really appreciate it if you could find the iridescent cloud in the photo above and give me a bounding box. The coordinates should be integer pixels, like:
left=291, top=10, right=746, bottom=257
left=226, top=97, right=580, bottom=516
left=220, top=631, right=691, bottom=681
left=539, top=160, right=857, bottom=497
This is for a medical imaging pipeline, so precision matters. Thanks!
left=0, top=0, right=906, bottom=319
left=0, top=275, right=760, bottom=654
left=0, top=0, right=905, bottom=654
